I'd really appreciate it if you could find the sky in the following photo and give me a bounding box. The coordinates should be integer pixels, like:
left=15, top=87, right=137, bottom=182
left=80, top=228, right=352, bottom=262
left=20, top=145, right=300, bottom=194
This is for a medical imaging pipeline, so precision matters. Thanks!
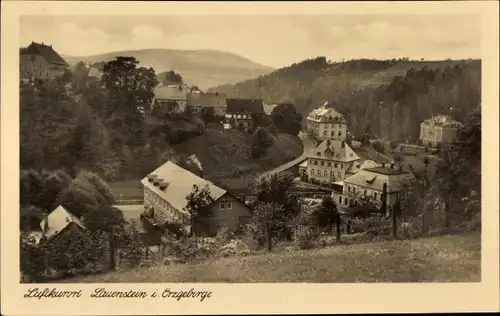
left=20, top=15, right=481, bottom=68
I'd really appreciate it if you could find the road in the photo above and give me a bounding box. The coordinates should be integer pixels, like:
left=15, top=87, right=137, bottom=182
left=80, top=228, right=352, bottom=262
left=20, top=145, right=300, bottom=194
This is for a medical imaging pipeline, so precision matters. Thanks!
left=256, top=131, right=317, bottom=181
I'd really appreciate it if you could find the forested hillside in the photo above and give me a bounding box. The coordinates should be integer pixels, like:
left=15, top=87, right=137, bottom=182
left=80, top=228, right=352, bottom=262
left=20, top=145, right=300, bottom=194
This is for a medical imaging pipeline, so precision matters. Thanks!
left=208, top=57, right=481, bottom=142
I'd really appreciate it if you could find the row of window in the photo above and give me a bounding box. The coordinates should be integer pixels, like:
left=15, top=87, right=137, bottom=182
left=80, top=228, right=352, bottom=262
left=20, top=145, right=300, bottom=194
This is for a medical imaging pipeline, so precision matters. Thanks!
left=310, top=169, right=341, bottom=178
left=310, top=160, right=344, bottom=168
left=145, top=188, right=188, bottom=222
left=324, top=130, right=343, bottom=137
left=219, top=201, right=233, bottom=210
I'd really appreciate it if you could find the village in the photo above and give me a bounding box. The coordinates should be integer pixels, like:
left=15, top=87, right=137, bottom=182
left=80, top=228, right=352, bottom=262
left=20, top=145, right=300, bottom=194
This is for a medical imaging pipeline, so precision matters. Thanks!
left=19, top=41, right=481, bottom=283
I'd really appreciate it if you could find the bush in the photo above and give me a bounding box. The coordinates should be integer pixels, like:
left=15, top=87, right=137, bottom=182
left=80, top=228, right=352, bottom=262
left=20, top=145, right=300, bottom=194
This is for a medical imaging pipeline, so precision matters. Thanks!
left=20, top=229, right=109, bottom=282
left=117, top=220, right=147, bottom=268
left=162, top=237, right=218, bottom=263
left=218, top=239, right=252, bottom=257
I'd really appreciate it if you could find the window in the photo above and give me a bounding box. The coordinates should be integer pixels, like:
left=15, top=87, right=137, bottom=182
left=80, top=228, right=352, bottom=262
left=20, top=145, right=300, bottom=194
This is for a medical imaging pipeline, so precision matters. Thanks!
left=337, top=172, right=341, bottom=178
left=220, top=203, right=225, bottom=209
left=324, top=170, right=328, bottom=177
left=348, top=186, right=351, bottom=193
left=338, top=131, right=342, bottom=137
left=314, top=160, right=318, bottom=165
left=339, top=196, right=342, bottom=203
left=334, top=163, right=338, bottom=168
left=353, top=187, right=356, bottom=193
left=324, top=131, right=327, bottom=136
left=226, top=202, right=232, bottom=209
left=340, top=164, right=343, bottom=169
left=320, top=161, right=324, bottom=166
left=331, top=131, right=335, bottom=136
left=374, top=192, right=378, bottom=200
left=344, top=198, right=348, bottom=205
left=311, top=169, right=315, bottom=175
left=363, top=189, right=367, bottom=195
left=327, top=162, right=331, bottom=167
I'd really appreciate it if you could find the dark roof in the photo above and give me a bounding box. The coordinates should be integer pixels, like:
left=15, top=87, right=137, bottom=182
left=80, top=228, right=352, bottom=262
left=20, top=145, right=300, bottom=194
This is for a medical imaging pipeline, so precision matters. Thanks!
left=187, top=92, right=227, bottom=108
left=226, top=98, right=264, bottom=114
left=21, top=42, right=68, bottom=66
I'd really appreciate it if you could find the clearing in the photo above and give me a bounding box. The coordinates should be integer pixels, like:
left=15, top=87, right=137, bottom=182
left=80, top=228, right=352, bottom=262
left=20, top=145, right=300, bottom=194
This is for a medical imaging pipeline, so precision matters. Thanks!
left=63, top=233, right=480, bottom=283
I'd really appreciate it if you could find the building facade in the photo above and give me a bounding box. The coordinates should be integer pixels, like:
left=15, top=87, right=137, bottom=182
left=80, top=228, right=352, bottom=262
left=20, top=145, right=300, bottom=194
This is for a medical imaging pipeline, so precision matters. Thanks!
left=20, top=42, right=69, bottom=82
left=302, top=139, right=360, bottom=186
left=306, top=102, right=348, bottom=141
left=419, top=115, right=463, bottom=147
left=141, top=161, right=252, bottom=236
left=225, top=98, right=265, bottom=127
left=152, top=85, right=189, bottom=113
left=332, top=163, right=415, bottom=216
left=187, top=92, right=227, bottom=116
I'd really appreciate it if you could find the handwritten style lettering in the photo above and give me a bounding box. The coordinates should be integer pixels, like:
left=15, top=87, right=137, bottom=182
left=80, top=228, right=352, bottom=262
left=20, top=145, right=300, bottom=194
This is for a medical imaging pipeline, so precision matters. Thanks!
left=24, top=288, right=83, bottom=299
left=90, top=288, right=149, bottom=298
left=162, top=288, right=212, bottom=301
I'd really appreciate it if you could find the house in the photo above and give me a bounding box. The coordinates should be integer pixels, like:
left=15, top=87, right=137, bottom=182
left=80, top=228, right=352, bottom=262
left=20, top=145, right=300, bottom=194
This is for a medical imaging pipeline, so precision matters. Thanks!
left=39, top=205, right=86, bottom=242
left=225, top=98, right=265, bottom=127
left=187, top=92, right=227, bottom=117
left=152, top=85, right=189, bottom=113
left=19, top=41, right=69, bottom=83
left=141, top=160, right=252, bottom=237
left=332, top=163, right=415, bottom=216
left=87, top=63, right=104, bottom=83
left=419, top=115, right=463, bottom=148
left=301, top=139, right=360, bottom=187
left=306, top=102, right=347, bottom=141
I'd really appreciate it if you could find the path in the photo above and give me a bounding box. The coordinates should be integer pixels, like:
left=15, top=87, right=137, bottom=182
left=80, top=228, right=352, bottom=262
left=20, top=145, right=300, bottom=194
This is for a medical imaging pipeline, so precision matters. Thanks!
left=256, top=131, right=316, bottom=181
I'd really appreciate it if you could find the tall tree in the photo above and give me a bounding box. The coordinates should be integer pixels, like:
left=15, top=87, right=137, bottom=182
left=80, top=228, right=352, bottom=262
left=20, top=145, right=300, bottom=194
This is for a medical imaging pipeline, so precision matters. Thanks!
left=162, top=70, right=183, bottom=86
left=184, top=184, right=215, bottom=236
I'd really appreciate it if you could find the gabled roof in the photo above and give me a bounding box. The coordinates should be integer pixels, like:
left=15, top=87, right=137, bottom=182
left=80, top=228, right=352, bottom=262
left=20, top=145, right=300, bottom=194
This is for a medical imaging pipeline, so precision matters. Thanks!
left=187, top=92, right=227, bottom=108
left=263, top=103, right=278, bottom=115
left=307, top=102, right=345, bottom=122
left=40, top=205, right=85, bottom=240
left=154, top=85, right=189, bottom=101
left=343, top=169, right=415, bottom=193
left=226, top=98, right=264, bottom=114
left=310, top=139, right=360, bottom=162
left=21, top=42, right=68, bottom=66
left=346, top=159, right=381, bottom=174
left=141, top=161, right=227, bottom=216
left=88, top=66, right=103, bottom=79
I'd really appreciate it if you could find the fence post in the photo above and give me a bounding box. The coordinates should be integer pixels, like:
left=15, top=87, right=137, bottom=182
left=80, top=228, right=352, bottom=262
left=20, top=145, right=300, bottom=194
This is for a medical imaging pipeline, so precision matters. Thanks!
left=109, top=226, right=117, bottom=270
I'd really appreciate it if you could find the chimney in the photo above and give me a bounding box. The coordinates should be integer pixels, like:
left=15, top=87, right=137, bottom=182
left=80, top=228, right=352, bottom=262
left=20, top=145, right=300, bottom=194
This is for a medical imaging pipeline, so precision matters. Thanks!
left=153, top=178, right=163, bottom=186
left=159, top=181, right=169, bottom=190
left=148, top=174, right=157, bottom=182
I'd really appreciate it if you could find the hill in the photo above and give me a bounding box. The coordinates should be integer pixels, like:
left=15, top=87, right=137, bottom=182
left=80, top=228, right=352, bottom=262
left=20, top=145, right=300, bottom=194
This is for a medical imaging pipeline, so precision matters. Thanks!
left=207, top=57, right=481, bottom=142
left=62, top=49, right=274, bottom=90
left=173, top=127, right=303, bottom=195
left=62, top=233, right=480, bottom=282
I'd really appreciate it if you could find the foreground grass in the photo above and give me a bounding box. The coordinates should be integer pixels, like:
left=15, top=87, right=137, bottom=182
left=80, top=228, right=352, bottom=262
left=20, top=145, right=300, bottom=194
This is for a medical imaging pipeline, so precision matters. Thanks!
left=63, top=233, right=480, bottom=283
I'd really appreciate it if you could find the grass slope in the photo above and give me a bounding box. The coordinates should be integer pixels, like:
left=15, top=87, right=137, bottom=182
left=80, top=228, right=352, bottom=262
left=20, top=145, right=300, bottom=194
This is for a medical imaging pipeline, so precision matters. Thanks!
left=108, top=127, right=303, bottom=198
left=63, top=49, right=274, bottom=90
left=174, top=127, right=303, bottom=194
left=64, top=233, right=480, bottom=283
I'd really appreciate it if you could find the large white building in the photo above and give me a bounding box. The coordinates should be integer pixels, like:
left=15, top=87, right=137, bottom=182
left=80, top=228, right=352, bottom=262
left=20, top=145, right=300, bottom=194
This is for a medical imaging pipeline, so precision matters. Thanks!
left=419, top=115, right=463, bottom=147
left=299, top=139, right=360, bottom=186
left=332, top=162, right=415, bottom=216
left=306, top=102, right=347, bottom=141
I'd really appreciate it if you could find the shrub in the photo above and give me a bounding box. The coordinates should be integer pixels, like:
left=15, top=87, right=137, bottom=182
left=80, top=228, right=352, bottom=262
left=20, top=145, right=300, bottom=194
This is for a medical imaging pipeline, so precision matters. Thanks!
left=218, top=239, right=252, bottom=257
left=162, top=237, right=218, bottom=263
left=117, top=220, right=147, bottom=268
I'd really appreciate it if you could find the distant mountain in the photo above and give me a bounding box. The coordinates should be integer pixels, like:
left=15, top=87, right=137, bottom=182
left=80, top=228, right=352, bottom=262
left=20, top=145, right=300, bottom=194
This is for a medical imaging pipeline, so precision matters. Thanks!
left=62, top=49, right=275, bottom=90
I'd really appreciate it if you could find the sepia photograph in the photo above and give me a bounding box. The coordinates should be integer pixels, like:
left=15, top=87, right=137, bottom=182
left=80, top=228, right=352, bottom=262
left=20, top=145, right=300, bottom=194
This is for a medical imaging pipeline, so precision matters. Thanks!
left=17, top=13, right=485, bottom=284
left=2, top=0, right=499, bottom=314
